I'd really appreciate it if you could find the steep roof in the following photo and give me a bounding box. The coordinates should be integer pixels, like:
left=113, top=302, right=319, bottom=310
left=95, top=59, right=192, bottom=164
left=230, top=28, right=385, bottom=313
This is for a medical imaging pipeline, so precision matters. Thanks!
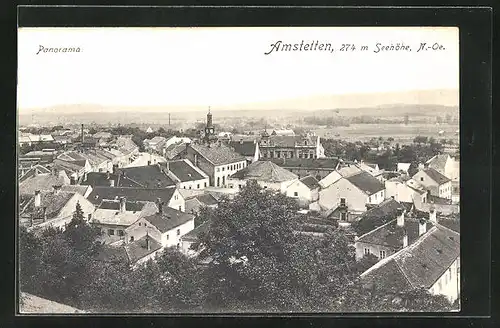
left=93, top=201, right=153, bottom=226
left=143, top=207, right=195, bottom=233
left=357, top=217, right=433, bottom=250
left=300, top=175, right=321, bottom=190
left=116, top=165, right=176, bottom=188
left=189, top=143, right=246, bottom=166
left=87, top=186, right=177, bottom=205
left=19, top=165, right=52, bottom=182
left=345, top=171, right=385, bottom=195
left=426, top=154, right=450, bottom=172
left=165, top=142, right=188, bottom=160
left=82, top=172, right=119, bottom=187
left=361, top=225, right=460, bottom=291
left=19, top=172, right=69, bottom=195
left=267, top=158, right=340, bottom=170
left=195, top=193, right=219, bottom=206
left=60, top=185, right=91, bottom=197
left=181, top=221, right=210, bottom=242
left=264, top=135, right=317, bottom=147
left=125, top=235, right=163, bottom=264
left=53, top=159, right=87, bottom=173
left=421, top=168, right=451, bottom=185
left=231, top=161, right=298, bottom=182
left=229, top=140, right=258, bottom=157
left=20, top=292, right=85, bottom=314
left=185, top=197, right=203, bottom=214
left=98, top=200, right=146, bottom=212
left=355, top=199, right=404, bottom=235
left=160, top=160, right=206, bottom=182
left=337, top=165, right=363, bottom=178
left=20, top=191, right=76, bottom=220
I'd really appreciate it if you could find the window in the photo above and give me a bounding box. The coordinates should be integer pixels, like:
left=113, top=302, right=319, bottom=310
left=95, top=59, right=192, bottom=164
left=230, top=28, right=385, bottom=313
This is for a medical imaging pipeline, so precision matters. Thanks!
left=118, top=230, right=124, bottom=237
left=217, top=177, right=220, bottom=186
left=380, top=250, right=386, bottom=259
left=364, top=248, right=370, bottom=255
left=341, top=212, right=347, bottom=221
left=166, top=234, right=169, bottom=240
left=130, top=236, right=134, bottom=242
left=217, top=168, right=220, bottom=172
left=179, top=206, right=182, bottom=211
left=197, top=184, right=200, bottom=189
left=204, top=182, right=207, bottom=187
left=189, top=186, right=192, bottom=189
left=177, top=229, right=180, bottom=236
left=420, top=177, right=424, bottom=181
left=108, top=229, right=114, bottom=236
left=174, top=195, right=178, bottom=200
left=222, top=167, right=225, bottom=171
left=294, top=191, right=298, bottom=197
left=368, top=196, right=371, bottom=203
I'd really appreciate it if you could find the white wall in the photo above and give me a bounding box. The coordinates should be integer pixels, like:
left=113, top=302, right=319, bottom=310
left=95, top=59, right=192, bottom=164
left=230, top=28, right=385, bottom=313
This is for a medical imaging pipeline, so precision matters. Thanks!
left=367, top=189, right=385, bottom=205
left=214, top=160, right=247, bottom=187
left=167, top=189, right=186, bottom=212
left=160, top=219, right=195, bottom=248
left=429, top=257, right=460, bottom=304
left=178, top=178, right=210, bottom=191
left=438, top=181, right=452, bottom=200
left=285, top=180, right=316, bottom=202
left=319, top=178, right=370, bottom=212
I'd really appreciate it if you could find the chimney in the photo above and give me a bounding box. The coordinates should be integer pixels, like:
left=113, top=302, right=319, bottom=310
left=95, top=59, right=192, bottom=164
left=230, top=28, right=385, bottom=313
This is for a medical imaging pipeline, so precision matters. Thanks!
left=156, top=197, right=163, bottom=214
left=402, top=233, right=408, bottom=248
left=146, top=232, right=151, bottom=251
left=429, top=208, right=437, bottom=224
left=34, top=190, right=41, bottom=207
left=53, top=185, right=61, bottom=195
left=119, top=197, right=126, bottom=213
left=396, top=207, right=405, bottom=227
left=81, top=124, right=84, bottom=145
left=419, top=219, right=427, bottom=236
left=109, top=179, right=115, bottom=187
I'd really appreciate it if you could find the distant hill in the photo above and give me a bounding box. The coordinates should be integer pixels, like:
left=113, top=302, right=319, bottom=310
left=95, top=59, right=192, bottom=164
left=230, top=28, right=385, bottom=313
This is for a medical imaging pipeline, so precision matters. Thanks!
left=18, top=88, right=459, bottom=126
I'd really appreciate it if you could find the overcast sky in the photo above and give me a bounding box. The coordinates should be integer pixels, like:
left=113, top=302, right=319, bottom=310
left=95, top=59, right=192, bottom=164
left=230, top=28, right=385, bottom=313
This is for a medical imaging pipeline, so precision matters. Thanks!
left=18, top=27, right=459, bottom=111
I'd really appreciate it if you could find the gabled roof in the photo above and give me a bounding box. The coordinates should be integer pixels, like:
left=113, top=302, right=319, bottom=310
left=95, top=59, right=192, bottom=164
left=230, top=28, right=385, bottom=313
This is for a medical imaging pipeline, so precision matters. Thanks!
left=189, top=143, right=246, bottom=166
left=195, top=193, right=219, bottom=206
left=164, top=142, right=188, bottom=160
left=231, top=161, right=298, bottom=182
left=160, top=160, right=206, bottom=182
left=124, top=235, right=162, bottom=264
left=300, top=175, right=321, bottom=190
left=87, top=186, right=177, bottom=205
left=420, top=168, right=451, bottom=185
left=229, top=140, right=258, bottom=157
left=93, top=201, right=154, bottom=226
left=337, top=165, right=363, bottom=178
left=60, top=185, right=91, bottom=197
left=426, top=154, right=450, bottom=172
left=345, top=171, right=385, bottom=195
left=95, top=245, right=130, bottom=263
left=53, top=159, right=87, bottom=173
left=185, top=197, right=203, bottom=214
left=19, top=172, right=70, bottom=195
left=357, top=217, right=432, bottom=249
left=267, top=158, right=340, bottom=170
left=82, top=172, right=119, bottom=187
left=143, top=207, right=195, bottom=233
left=361, top=225, right=459, bottom=291
left=355, top=199, right=404, bottom=235
left=264, top=135, right=318, bottom=147
left=19, top=165, right=52, bottom=182
left=181, top=221, right=210, bottom=242
left=116, top=165, right=176, bottom=188
left=20, top=191, right=76, bottom=220
left=98, top=200, right=146, bottom=212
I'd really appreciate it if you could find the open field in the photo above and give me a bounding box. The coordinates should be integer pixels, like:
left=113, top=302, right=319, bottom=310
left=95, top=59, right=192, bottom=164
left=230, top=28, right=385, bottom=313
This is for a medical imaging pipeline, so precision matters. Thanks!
left=313, top=123, right=460, bottom=144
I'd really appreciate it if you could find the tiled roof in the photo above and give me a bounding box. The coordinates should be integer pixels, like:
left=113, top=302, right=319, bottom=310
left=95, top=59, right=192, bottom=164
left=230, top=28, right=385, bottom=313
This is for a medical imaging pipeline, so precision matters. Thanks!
left=426, top=154, right=449, bottom=172
left=53, top=159, right=87, bottom=173
left=271, top=129, right=295, bottom=136
left=98, top=200, right=146, bottom=212
left=160, top=160, right=206, bottom=182
left=19, top=172, right=70, bottom=195
left=300, top=175, right=320, bottom=190
left=228, top=140, right=258, bottom=157
left=19, top=165, right=52, bottom=182
left=421, top=168, right=451, bottom=185
left=87, top=186, right=177, bottom=205
left=264, top=135, right=317, bottom=147
left=414, top=203, right=460, bottom=216
left=189, top=143, right=246, bottom=166
left=95, top=245, right=129, bottom=263
left=143, top=206, right=195, bottom=233
left=124, top=235, right=162, bottom=264
left=231, top=161, right=298, bottom=182
left=185, top=198, right=203, bottom=214
left=195, top=193, right=219, bottom=206
left=93, top=203, right=152, bottom=226
left=357, top=217, right=433, bottom=250
left=355, top=199, right=404, bottom=235
left=337, top=165, right=363, bottom=178
left=428, top=194, right=453, bottom=205
left=361, top=225, right=459, bottom=291
left=164, top=142, right=188, bottom=160
left=21, top=191, right=75, bottom=220
left=116, top=165, right=176, bottom=188
left=406, top=179, right=427, bottom=194
left=181, top=221, right=210, bottom=241
left=60, top=185, right=91, bottom=197
left=267, top=158, right=340, bottom=170
left=437, top=218, right=460, bottom=233
left=93, top=132, right=112, bottom=139
left=20, top=292, right=85, bottom=314
left=346, top=172, right=385, bottom=195
left=82, top=172, right=119, bottom=187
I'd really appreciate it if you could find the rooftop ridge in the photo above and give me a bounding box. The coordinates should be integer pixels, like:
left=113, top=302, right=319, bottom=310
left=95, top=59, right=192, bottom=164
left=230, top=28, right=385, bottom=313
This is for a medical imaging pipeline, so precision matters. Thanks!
left=356, top=218, right=397, bottom=241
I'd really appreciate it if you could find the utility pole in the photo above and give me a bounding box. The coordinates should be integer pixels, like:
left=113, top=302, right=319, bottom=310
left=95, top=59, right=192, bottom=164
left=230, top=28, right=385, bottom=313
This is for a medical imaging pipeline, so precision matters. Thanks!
left=168, top=113, right=171, bottom=127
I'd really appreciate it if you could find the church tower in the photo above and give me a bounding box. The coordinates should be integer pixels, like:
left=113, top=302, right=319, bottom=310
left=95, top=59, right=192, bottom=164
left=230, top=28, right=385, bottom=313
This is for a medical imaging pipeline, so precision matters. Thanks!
left=204, top=106, right=216, bottom=144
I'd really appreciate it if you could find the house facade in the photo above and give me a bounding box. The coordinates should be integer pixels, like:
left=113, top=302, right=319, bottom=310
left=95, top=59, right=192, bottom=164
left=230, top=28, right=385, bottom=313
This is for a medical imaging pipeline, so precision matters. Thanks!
left=285, top=176, right=320, bottom=207
left=259, top=132, right=325, bottom=160
left=265, top=158, right=340, bottom=181
left=227, top=161, right=298, bottom=193
left=385, top=178, right=428, bottom=206
left=413, top=168, right=452, bottom=200
left=161, top=159, right=210, bottom=190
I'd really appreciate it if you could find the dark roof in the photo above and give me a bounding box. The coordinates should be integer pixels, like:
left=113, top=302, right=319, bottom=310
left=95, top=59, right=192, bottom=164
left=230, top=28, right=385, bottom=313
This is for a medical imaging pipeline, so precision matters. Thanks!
left=267, top=158, right=340, bottom=170
left=60, top=185, right=90, bottom=197
left=160, top=160, right=205, bottom=182
left=164, top=142, right=187, bottom=160
left=82, top=172, right=119, bottom=187
left=181, top=221, right=210, bottom=241
left=98, top=200, right=146, bottom=212
left=361, top=225, right=459, bottom=291
left=87, top=186, right=177, bottom=205
left=437, top=218, right=460, bottom=233
left=345, top=171, right=385, bottom=195
left=195, top=193, right=219, bottom=206
left=143, top=207, right=195, bottom=233
left=422, top=168, right=451, bottom=184
left=124, top=235, right=163, bottom=264
left=230, top=161, right=298, bottom=182
left=95, top=245, right=129, bottom=263
left=228, top=140, right=257, bottom=157
left=357, top=217, right=432, bottom=250
left=19, top=165, right=52, bottom=182
left=264, top=135, right=318, bottom=148
left=116, top=165, right=176, bottom=188
left=300, top=175, right=320, bottom=190
left=355, top=199, right=404, bottom=235
left=189, top=143, right=246, bottom=166
left=53, top=159, right=87, bottom=173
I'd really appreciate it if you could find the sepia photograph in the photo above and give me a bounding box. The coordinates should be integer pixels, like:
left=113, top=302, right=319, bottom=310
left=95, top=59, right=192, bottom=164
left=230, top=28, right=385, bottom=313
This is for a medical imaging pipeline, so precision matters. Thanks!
left=17, top=26, right=460, bottom=314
